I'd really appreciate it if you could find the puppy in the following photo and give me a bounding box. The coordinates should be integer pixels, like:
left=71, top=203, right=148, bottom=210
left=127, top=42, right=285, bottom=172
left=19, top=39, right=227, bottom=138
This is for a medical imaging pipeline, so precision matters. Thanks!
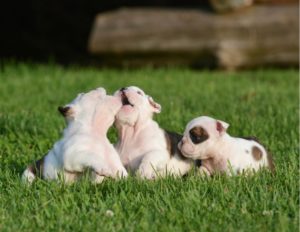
left=22, top=88, right=127, bottom=183
left=114, top=86, right=194, bottom=179
left=178, top=116, right=275, bottom=176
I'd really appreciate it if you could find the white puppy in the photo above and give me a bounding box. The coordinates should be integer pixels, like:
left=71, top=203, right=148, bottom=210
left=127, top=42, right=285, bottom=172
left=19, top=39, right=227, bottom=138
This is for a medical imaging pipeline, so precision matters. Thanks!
left=22, top=88, right=127, bottom=183
left=114, top=86, right=194, bottom=179
left=178, top=116, right=275, bottom=176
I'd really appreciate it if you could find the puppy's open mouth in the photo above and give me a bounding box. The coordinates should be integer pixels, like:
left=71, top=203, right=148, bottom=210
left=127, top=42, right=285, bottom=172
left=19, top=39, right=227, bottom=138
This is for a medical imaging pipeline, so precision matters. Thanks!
left=121, top=92, right=134, bottom=107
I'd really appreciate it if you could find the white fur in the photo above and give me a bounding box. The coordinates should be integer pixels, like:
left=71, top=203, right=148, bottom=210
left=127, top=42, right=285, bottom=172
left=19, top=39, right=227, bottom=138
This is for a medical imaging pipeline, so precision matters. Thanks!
left=114, top=86, right=193, bottom=179
left=22, top=88, right=127, bottom=183
left=179, top=116, right=273, bottom=176
left=21, top=169, right=35, bottom=183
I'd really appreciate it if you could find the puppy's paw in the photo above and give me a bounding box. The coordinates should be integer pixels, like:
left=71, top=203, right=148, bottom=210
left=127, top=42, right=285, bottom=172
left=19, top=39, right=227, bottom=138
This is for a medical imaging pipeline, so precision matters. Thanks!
left=197, top=166, right=211, bottom=177
left=137, top=166, right=157, bottom=180
left=117, top=168, right=128, bottom=179
left=91, top=172, right=105, bottom=184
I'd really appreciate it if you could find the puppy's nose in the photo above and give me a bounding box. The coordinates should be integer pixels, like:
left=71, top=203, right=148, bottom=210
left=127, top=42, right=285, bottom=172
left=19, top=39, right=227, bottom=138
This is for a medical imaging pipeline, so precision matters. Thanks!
left=120, top=87, right=127, bottom=92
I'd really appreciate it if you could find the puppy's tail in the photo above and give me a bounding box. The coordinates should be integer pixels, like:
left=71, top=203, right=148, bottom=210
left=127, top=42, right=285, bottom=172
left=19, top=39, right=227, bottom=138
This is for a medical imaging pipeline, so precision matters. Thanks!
left=22, top=157, right=44, bottom=184
left=22, top=166, right=36, bottom=183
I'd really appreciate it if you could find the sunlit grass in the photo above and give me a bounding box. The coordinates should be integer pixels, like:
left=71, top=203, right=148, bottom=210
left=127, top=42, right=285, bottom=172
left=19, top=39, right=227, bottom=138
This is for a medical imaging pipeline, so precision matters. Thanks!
left=0, top=63, right=298, bottom=231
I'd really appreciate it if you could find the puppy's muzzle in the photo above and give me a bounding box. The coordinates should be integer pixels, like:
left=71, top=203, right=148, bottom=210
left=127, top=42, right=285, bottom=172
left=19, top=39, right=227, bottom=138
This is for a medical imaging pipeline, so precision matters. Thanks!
left=120, top=91, right=134, bottom=107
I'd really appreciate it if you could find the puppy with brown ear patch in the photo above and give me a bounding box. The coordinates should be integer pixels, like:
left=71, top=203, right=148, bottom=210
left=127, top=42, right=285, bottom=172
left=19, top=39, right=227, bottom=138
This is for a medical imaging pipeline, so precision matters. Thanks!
left=22, top=88, right=127, bottom=183
left=178, top=116, right=274, bottom=176
left=114, top=86, right=194, bottom=179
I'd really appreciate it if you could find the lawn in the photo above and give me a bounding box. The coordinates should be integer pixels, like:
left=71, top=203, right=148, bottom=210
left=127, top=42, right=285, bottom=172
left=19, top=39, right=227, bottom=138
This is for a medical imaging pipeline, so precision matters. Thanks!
left=0, top=63, right=298, bottom=232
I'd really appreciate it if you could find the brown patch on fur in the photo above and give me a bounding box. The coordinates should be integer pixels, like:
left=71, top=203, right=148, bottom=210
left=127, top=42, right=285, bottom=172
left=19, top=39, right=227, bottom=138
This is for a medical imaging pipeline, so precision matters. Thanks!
left=28, top=157, right=45, bottom=178
left=252, top=146, right=263, bottom=160
left=164, top=130, right=187, bottom=160
left=242, top=136, right=275, bottom=172
left=27, top=165, right=35, bottom=174
left=58, top=106, right=71, bottom=117
left=189, top=126, right=209, bottom=144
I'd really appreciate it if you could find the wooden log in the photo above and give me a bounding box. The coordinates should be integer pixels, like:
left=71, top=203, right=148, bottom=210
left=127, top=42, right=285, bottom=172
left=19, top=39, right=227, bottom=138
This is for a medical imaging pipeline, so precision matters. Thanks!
left=88, top=6, right=299, bottom=69
left=210, top=0, right=253, bottom=13
left=255, top=0, right=299, bottom=4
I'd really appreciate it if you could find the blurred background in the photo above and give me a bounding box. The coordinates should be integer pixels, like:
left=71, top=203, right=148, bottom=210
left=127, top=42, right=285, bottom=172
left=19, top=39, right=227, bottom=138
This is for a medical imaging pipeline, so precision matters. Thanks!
left=1, top=0, right=298, bottom=69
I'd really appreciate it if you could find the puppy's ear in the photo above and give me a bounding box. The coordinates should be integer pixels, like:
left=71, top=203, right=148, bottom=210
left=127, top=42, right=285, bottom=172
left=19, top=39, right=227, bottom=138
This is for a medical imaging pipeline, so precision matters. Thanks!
left=216, top=120, right=229, bottom=135
left=148, top=96, right=161, bottom=114
left=58, top=106, right=71, bottom=117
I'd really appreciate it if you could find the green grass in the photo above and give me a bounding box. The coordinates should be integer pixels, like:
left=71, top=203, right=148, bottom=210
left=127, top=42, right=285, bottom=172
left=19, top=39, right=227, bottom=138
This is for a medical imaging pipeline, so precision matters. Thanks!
left=0, top=63, right=298, bottom=232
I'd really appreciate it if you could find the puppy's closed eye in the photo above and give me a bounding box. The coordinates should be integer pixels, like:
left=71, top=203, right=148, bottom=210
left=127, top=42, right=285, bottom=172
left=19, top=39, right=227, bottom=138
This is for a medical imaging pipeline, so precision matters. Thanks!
left=189, top=127, right=209, bottom=144
left=137, top=91, right=143, bottom=96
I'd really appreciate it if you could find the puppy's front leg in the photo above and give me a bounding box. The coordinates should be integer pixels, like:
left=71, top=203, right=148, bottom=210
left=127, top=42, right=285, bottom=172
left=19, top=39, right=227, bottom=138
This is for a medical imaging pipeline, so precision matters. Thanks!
left=137, top=151, right=169, bottom=179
